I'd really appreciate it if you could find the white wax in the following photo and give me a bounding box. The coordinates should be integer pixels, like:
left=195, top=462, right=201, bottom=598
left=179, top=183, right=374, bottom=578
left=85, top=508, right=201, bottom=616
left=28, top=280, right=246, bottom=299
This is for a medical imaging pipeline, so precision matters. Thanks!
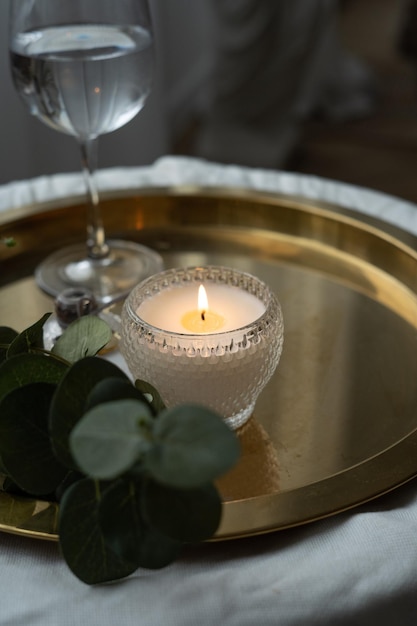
left=137, top=284, right=265, bottom=334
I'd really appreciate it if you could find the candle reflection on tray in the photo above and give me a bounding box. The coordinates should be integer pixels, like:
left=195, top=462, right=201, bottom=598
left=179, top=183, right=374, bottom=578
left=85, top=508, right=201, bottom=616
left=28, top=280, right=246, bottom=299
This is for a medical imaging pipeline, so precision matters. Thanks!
left=216, top=418, right=280, bottom=499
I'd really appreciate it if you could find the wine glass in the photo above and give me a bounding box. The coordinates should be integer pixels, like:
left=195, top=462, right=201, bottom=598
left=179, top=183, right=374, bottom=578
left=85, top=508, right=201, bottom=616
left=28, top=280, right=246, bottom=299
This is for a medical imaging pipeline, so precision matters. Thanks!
left=9, top=0, right=163, bottom=305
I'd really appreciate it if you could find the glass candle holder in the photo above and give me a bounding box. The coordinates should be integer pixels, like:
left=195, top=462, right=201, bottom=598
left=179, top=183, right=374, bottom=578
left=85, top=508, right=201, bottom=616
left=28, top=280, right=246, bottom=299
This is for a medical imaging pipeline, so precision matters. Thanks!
left=120, top=266, right=284, bottom=429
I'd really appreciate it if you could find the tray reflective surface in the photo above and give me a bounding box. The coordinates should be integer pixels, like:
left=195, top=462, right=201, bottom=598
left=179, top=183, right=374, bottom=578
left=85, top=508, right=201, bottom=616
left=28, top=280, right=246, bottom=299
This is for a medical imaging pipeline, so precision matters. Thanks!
left=1, top=186, right=417, bottom=541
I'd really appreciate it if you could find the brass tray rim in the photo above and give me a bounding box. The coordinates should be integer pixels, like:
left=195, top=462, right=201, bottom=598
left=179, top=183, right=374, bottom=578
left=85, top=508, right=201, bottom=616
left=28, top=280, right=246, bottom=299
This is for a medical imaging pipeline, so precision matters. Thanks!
left=2, top=425, right=417, bottom=543
left=1, top=184, right=417, bottom=542
left=2, top=183, right=417, bottom=253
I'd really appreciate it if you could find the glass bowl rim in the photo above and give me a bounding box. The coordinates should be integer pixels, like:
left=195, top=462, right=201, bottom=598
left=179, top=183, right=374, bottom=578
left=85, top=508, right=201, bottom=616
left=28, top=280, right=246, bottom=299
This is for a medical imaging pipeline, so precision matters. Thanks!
left=123, top=265, right=282, bottom=340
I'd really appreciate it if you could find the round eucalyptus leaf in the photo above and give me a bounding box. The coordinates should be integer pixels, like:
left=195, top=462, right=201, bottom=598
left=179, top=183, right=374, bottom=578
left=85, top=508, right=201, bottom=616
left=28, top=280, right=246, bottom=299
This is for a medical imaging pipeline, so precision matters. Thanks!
left=137, top=524, right=182, bottom=570
left=98, top=479, right=143, bottom=563
left=52, top=316, right=112, bottom=363
left=144, top=404, right=240, bottom=488
left=0, top=382, right=67, bottom=495
left=49, top=357, right=128, bottom=469
left=1, top=476, right=28, bottom=496
left=70, top=399, right=154, bottom=479
left=98, top=479, right=181, bottom=569
left=86, top=377, right=151, bottom=411
left=0, top=327, right=18, bottom=342
left=54, top=470, right=85, bottom=502
left=59, top=478, right=137, bottom=585
left=0, top=327, right=18, bottom=364
left=143, top=479, right=222, bottom=543
left=6, top=313, right=51, bottom=358
left=0, top=353, right=68, bottom=404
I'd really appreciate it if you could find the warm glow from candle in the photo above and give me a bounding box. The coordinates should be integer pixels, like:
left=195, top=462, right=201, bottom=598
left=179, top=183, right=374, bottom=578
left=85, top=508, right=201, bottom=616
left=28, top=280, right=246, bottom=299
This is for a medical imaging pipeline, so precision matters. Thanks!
left=181, top=284, right=225, bottom=333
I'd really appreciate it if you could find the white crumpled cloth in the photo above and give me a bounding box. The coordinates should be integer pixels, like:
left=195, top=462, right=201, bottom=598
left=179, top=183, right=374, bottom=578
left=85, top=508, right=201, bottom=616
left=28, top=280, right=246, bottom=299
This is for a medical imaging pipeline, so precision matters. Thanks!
left=1, top=156, right=417, bottom=626
left=2, top=156, right=417, bottom=236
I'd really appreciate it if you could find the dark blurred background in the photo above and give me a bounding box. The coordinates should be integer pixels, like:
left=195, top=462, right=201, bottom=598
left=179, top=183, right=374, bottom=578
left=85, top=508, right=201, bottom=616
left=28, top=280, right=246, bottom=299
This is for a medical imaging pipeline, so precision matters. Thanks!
left=176, top=0, right=417, bottom=204
left=2, top=0, right=417, bottom=205
left=292, top=0, right=417, bottom=204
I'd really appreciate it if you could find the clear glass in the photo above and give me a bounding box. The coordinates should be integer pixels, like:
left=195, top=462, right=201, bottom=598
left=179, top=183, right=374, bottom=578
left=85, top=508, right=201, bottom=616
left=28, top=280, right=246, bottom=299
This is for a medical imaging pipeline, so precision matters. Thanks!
left=120, top=266, right=284, bottom=430
left=9, top=0, right=163, bottom=305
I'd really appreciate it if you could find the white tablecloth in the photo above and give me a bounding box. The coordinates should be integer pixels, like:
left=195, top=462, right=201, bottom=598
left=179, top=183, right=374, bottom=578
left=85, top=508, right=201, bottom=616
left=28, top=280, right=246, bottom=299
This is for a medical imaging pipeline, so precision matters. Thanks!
left=1, top=156, right=417, bottom=625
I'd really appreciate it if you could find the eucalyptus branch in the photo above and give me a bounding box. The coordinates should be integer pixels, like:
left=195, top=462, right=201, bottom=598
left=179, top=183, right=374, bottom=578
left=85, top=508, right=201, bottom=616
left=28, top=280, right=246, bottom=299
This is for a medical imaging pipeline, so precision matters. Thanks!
left=0, top=313, right=240, bottom=585
left=31, top=346, right=72, bottom=366
left=0, top=343, right=71, bottom=366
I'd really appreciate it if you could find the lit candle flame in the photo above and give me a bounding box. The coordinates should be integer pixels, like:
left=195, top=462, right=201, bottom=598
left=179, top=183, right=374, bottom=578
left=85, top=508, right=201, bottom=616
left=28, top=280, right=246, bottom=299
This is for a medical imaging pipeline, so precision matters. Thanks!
left=181, top=283, right=225, bottom=333
left=198, top=284, right=208, bottom=320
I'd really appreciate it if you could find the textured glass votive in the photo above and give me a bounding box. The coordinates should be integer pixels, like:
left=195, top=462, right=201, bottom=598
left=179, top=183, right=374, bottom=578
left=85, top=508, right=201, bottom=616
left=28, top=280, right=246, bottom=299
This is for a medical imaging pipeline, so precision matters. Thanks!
left=120, top=266, right=284, bottom=429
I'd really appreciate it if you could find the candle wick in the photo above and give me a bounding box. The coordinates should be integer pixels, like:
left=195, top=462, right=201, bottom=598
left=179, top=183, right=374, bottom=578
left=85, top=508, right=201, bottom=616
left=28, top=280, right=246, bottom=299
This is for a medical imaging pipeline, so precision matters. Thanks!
left=201, top=311, right=205, bottom=321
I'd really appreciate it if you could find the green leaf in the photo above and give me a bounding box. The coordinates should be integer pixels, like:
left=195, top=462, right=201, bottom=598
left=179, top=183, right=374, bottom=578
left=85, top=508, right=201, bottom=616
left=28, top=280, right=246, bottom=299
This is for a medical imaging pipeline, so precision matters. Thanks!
left=1, top=237, right=16, bottom=247
left=0, top=383, right=68, bottom=495
left=136, top=523, right=182, bottom=569
left=52, top=316, right=112, bottom=363
left=70, top=399, right=154, bottom=479
left=6, top=313, right=51, bottom=358
left=59, top=478, right=137, bottom=584
left=0, top=327, right=18, bottom=364
left=86, top=377, right=152, bottom=411
left=144, top=404, right=240, bottom=488
left=49, top=357, right=129, bottom=469
left=0, top=475, right=28, bottom=496
left=143, top=479, right=222, bottom=543
left=134, top=379, right=166, bottom=415
left=98, top=479, right=181, bottom=568
left=0, top=353, right=68, bottom=404
left=54, top=470, right=85, bottom=502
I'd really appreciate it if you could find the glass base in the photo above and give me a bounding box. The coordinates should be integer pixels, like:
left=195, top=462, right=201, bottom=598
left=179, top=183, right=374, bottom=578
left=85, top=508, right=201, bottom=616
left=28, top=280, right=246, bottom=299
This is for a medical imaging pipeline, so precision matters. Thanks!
left=35, top=239, right=164, bottom=305
left=223, top=403, right=255, bottom=431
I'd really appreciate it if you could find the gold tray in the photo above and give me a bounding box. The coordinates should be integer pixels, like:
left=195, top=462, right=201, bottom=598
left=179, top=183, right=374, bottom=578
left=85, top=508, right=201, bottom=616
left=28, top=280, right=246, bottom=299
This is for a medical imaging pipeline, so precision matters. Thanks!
left=1, top=186, right=417, bottom=542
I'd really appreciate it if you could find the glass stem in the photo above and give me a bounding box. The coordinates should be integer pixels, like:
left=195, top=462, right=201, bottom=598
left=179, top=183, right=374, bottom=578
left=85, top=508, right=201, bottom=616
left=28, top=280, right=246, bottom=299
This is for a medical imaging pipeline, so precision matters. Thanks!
left=79, top=137, right=110, bottom=259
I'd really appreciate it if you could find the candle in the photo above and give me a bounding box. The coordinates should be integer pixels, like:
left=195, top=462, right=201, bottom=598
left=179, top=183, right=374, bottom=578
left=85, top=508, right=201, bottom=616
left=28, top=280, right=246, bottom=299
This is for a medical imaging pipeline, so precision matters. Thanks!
left=137, top=283, right=265, bottom=334
left=120, top=266, right=284, bottom=430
